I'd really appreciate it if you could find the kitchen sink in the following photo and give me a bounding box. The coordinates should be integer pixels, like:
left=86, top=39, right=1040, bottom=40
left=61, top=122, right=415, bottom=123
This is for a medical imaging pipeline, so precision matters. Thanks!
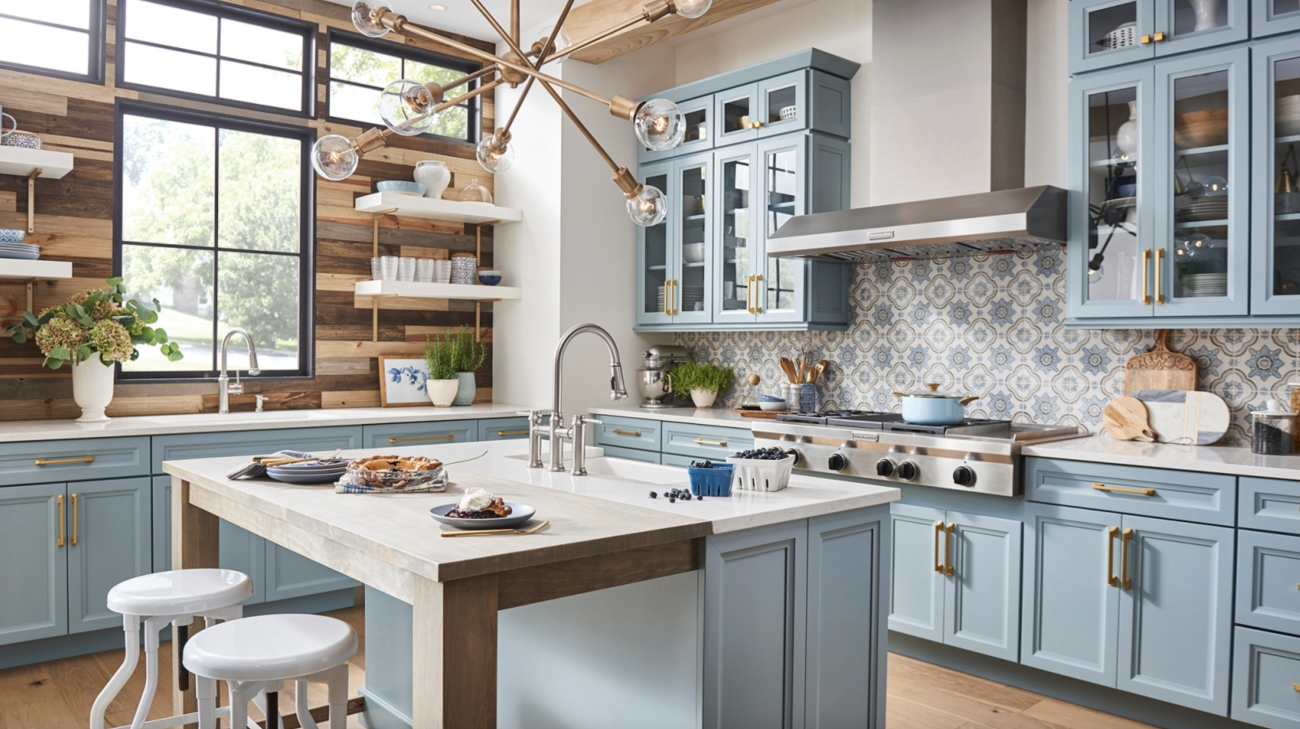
left=506, top=454, right=685, bottom=486
left=145, top=411, right=343, bottom=425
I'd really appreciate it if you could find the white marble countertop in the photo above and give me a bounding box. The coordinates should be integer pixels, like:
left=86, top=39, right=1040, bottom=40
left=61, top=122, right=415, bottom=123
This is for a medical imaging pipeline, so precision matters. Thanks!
left=589, top=405, right=765, bottom=429
left=0, top=403, right=533, bottom=443
left=1023, top=434, right=1300, bottom=481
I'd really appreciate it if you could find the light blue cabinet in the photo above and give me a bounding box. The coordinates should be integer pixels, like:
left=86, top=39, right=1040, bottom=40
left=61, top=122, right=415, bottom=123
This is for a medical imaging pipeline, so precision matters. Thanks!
left=1069, top=0, right=1249, bottom=75
left=888, top=504, right=945, bottom=643
left=589, top=414, right=753, bottom=466
left=1254, top=0, right=1300, bottom=37
left=68, top=478, right=151, bottom=634
left=1236, top=530, right=1300, bottom=636
left=672, top=150, right=715, bottom=326
left=1250, top=36, right=1300, bottom=315
left=635, top=161, right=676, bottom=326
left=1232, top=626, right=1300, bottom=729
left=0, top=482, right=67, bottom=646
left=477, top=417, right=530, bottom=441
left=361, top=420, right=477, bottom=449
left=152, top=475, right=267, bottom=607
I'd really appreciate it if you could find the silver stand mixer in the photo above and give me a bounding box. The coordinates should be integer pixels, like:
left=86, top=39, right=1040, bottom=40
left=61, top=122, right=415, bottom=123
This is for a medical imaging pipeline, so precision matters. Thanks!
left=637, top=345, right=689, bottom=409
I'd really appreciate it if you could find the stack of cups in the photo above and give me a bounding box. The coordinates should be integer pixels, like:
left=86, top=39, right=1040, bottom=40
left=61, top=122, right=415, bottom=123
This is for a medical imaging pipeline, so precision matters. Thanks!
left=434, top=259, right=452, bottom=284
left=370, top=257, right=381, bottom=280
left=379, top=256, right=399, bottom=281
left=398, top=257, right=416, bottom=282
left=416, top=259, right=434, bottom=283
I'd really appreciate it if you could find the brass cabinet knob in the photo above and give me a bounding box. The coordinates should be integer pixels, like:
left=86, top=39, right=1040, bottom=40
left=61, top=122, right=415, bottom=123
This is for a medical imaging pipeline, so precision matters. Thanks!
left=1153, top=31, right=1166, bottom=42
left=1140, top=33, right=1152, bottom=44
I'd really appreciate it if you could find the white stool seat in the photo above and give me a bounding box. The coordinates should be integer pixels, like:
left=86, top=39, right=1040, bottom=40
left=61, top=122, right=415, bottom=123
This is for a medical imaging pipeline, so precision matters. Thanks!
left=184, top=614, right=358, bottom=683
left=107, top=568, right=253, bottom=615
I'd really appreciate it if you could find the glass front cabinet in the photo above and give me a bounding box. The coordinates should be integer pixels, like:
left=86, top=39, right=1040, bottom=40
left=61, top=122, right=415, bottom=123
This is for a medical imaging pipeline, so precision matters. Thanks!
left=1069, top=0, right=1249, bottom=75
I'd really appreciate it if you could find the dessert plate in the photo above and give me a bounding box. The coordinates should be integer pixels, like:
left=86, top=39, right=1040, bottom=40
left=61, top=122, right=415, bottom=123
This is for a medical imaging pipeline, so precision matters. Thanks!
left=430, top=502, right=536, bottom=530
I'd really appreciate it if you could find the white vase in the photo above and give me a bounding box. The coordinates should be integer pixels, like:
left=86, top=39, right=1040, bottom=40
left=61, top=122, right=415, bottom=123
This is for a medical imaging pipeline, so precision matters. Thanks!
left=72, top=359, right=114, bottom=423
left=1115, top=100, right=1138, bottom=157
left=413, top=160, right=451, bottom=200
left=690, top=389, right=718, bottom=408
left=427, top=379, right=460, bottom=407
left=1188, top=0, right=1220, bottom=32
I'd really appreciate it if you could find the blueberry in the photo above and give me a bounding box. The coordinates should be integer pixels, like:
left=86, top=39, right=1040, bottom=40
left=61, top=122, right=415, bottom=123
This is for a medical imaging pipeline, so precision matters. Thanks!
left=682, top=494, right=692, bottom=501
left=668, top=496, right=676, bottom=503
left=650, top=491, right=657, bottom=499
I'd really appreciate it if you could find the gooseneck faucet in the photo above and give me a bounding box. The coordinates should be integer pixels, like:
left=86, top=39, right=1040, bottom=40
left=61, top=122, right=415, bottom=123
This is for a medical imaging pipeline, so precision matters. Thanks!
left=217, top=328, right=260, bottom=414
left=525, top=323, right=628, bottom=475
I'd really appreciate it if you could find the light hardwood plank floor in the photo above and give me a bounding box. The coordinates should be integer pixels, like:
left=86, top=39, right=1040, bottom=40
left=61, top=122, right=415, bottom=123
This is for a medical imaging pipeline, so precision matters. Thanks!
left=0, top=605, right=1157, bottom=729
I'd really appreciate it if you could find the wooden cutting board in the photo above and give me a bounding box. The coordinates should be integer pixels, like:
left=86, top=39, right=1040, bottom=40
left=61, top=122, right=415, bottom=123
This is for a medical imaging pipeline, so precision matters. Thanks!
left=1125, top=330, right=1197, bottom=395
left=1130, top=389, right=1230, bottom=445
left=1103, top=397, right=1157, bottom=442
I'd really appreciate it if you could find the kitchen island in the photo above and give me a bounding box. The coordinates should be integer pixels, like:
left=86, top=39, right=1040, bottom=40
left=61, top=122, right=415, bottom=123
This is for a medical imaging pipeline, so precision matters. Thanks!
left=163, top=439, right=900, bottom=729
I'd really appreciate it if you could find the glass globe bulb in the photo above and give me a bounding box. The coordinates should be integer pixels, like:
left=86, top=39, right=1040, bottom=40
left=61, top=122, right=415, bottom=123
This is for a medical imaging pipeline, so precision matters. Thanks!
left=634, top=98, right=686, bottom=152
left=352, top=0, right=393, bottom=37
left=475, top=135, right=514, bottom=174
left=627, top=184, right=667, bottom=227
left=675, top=0, right=712, bottom=18
left=311, top=134, right=359, bottom=181
left=380, top=79, right=438, bottom=136
left=1088, top=263, right=1105, bottom=284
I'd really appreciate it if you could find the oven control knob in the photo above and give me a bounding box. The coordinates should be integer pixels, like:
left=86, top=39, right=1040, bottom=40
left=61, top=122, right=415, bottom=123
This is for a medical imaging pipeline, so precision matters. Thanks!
left=784, top=449, right=802, bottom=465
left=897, top=461, right=920, bottom=481
left=828, top=452, right=848, bottom=472
left=953, top=465, right=976, bottom=487
left=875, top=458, right=896, bottom=478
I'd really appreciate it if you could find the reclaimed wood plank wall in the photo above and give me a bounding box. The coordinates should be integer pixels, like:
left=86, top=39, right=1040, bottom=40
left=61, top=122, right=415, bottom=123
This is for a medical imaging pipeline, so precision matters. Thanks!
left=0, top=0, right=499, bottom=421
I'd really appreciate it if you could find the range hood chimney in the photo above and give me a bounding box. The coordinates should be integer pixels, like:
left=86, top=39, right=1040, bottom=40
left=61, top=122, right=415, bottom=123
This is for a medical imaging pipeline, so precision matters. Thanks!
left=770, top=0, right=1066, bottom=261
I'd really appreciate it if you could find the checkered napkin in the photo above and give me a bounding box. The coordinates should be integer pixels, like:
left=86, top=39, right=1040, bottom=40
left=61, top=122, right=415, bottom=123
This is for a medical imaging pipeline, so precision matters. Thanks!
left=333, top=470, right=450, bottom=494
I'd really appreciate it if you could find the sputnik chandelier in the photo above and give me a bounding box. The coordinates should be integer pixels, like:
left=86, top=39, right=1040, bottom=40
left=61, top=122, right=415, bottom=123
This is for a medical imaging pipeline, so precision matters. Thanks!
left=312, top=0, right=714, bottom=226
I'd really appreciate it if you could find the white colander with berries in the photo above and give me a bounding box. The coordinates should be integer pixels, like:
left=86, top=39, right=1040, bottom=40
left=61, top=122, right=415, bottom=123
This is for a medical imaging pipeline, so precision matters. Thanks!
left=726, top=447, right=795, bottom=492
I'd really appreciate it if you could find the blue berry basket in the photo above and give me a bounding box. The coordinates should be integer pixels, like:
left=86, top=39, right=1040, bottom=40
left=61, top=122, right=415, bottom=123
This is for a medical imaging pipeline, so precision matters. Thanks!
left=688, top=463, right=735, bottom=497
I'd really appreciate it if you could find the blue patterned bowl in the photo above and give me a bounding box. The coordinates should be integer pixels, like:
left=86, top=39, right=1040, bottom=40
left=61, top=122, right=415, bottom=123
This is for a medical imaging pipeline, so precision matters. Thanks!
left=478, top=270, right=502, bottom=286
left=0, top=229, right=25, bottom=243
left=377, top=180, right=426, bottom=196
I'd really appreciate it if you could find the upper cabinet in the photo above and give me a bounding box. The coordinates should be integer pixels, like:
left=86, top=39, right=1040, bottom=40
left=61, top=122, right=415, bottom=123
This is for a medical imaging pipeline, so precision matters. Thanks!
left=1070, top=0, right=1249, bottom=75
left=1255, top=0, right=1300, bottom=35
left=634, top=49, right=858, bottom=332
left=1251, top=36, right=1300, bottom=314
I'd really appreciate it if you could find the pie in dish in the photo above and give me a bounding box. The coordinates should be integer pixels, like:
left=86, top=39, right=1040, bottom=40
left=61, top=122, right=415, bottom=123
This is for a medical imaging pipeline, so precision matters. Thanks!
left=344, top=455, right=444, bottom=490
left=447, top=487, right=512, bottom=519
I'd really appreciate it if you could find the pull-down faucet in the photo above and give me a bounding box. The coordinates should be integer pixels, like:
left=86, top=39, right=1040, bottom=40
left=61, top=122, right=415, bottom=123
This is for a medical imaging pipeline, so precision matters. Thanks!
left=217, top=328, right=260, bottom=414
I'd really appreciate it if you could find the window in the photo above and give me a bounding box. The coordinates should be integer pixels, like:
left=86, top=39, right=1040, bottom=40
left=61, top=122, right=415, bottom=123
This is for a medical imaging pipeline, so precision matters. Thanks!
left=0, top=0, right=105, bottom=82
left=328, top=31, right=480, bottom=144
left=114, top=101, right=313, bottom=380
left=116, top=0, right=315, bottom=116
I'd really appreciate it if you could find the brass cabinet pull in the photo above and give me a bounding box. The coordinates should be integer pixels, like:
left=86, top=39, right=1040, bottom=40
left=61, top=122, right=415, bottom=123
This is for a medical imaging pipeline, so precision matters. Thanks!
left=944, top=522, right=955, bottom=577
left=746, top=275, right=755, bottom=314
left=1155, top=248, right=1166, bottom=304
left=933, top=520, right=944, bottom=573
left=388, top=434, right=455, bottom=444
left=754, top=273, right=764, bottom=314
left=693, top=438, right=727, bottom=447
left=1153, top=31, right=1166, bottom=42
left=1140, top=33, right=1152, bottom=44
left=1107, top=526, right=1120, bottom=587
left=1294, top=683, right=1300, bottom=692
left=1121, top=528, right=1134, bottom=589
left=1141, top=249, right=1152, bottom=305
left=1093, top=482, right=1156, bottom=496
left=496, top=430, right=529, bottom=437
left=56, top=494, right=64, bottom=548
left=71, top=494, right=78, bottom=546
left=667, top=279, right=674, bottom=316
left=612, top=429, right=642, bottom=437
left=35, top=456, right=95, bottom=466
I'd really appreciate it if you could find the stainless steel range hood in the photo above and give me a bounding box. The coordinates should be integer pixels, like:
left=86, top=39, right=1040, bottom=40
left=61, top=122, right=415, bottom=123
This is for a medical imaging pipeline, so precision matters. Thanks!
left=765, top=185, right=1067, bottom=262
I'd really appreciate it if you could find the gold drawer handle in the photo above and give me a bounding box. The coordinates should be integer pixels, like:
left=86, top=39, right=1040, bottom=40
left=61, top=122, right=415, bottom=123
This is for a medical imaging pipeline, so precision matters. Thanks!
left=1107, top=526, right=1119, bottom=587
left=497, top=430, right=529, bottom=436
left=693, top=438, right=727, bottom=447
left=933, top=520, right=944, bottom=574
left=56, top=494, right=64, bottom=548
left=71, top=494, right=78, bottom=546
left=36, top=456, right=95, bottom=466
left=1121, top=528, right=1134, bottom=590
left=1093, top=483, right=1156, bottom=497
left=944, top=522, right=955, bottom=577
left=388, top=435, right=455, bottom=444
left=612, top=429, right=642, bottom=437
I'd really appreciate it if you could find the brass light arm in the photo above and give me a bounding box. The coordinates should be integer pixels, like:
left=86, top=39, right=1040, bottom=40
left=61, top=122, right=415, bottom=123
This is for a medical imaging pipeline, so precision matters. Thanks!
left=541, top=1, right=673, bottom=65
left=503, top=0, right=578, bottom=134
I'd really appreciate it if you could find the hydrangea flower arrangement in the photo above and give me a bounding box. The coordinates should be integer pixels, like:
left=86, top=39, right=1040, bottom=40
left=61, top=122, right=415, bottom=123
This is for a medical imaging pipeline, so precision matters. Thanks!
left=5, top=277, right=184, bottom=369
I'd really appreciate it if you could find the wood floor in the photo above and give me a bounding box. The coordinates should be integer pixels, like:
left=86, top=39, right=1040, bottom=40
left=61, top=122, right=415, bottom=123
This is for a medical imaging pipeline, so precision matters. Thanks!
left=0, top=605, right=1157, bottom=729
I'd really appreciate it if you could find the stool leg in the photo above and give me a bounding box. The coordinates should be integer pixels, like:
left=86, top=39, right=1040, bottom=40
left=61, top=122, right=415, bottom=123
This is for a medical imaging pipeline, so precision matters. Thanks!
left=293, top=681, right=317, bottom=729
left=265, top=690, right=279, bottom=729
left=229, top=682, right=250, bottom=729
left=327, top=665, right=348, bottom=729
left=130, top=615, right=171, bottom=729
left=195, top=676, right=217, bottom=729
left=89, top=614, right=141, bottom=729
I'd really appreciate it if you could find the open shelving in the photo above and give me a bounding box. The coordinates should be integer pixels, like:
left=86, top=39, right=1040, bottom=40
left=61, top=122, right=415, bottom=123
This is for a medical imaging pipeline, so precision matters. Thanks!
left=0, top=259, right=72, bottom=310
left=0, top=147, right=75, bottom=234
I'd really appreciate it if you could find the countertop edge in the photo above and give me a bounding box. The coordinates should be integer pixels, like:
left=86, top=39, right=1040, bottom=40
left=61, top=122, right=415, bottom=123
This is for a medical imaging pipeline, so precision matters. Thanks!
left=1022, top=436, right=1300, bottom=482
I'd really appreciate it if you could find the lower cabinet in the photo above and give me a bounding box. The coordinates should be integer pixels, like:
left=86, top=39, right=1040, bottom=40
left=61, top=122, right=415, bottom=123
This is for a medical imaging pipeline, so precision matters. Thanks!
left=1232, top=627, right=1300, bottom=729
left=888, top=504, right=1021, bottom=662
left=591, top=415, right=751, bottom=466
left=1022, top=503, right=1234, bottom=715
left=68, top=478, right=150, bottom=634
left=0, top=483, right=68, bottom=646
left=361, top=421, right=477, bottom=450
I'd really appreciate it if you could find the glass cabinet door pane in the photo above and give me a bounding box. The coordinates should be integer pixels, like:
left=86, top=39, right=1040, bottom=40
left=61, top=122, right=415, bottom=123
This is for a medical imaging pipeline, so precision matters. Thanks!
left=1168, top=69, right=1232, bottom=304
left=764, top=83, right=797, bottom=127
left=763, top=147, right=801, bottom=314
left=1269, top=56, right=1300, bottom=301
left=1075, top=1, right=1147, bottom=72
left=678, top=162, right=708, bottom=319
left=719, top=154, right=752, bottom=315
left=1084, top=84, right=1147, bottom=307
left=1168, top=0, right=1228, bottom=36
left=641, top=168, right=671, bottom=319
left=1273, top=0, right=1300, bottom=17
left=682, top=105, right=709, bottom=146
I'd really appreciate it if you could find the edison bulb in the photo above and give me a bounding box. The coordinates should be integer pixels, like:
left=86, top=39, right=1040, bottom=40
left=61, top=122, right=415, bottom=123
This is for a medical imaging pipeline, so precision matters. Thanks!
left=380, top=79, right=438, bottom=136
left=675, top=0, right=712, bottom=18
left=311, top=134, right=359, bottom=181
left=634, top=98, right=686, bottom=152
left=475, top=135, right=514, bottom=173
left=352, top=0, right=393, bottom=37
left=627, top=184, right=667, bottom=227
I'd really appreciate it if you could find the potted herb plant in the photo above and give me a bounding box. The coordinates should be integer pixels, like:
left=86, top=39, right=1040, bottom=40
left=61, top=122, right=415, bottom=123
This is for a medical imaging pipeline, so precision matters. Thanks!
left=671, top=359, right=734, bottom=409
left=450, top=325, right=488, bottom=406
left=5, top=277, right=183, bottom=423
left=424, top=333, right=460, bottom=407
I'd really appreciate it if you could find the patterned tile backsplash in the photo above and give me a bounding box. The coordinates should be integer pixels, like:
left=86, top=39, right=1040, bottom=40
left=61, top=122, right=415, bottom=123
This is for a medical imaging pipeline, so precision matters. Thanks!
left=676, top=248, right=1300, bottom=445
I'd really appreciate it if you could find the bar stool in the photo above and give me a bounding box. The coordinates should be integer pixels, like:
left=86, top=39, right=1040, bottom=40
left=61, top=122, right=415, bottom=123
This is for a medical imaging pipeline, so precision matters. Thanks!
left=90, top=568, right=254, bottom=729
left=184, top=613, right=357, bottom=729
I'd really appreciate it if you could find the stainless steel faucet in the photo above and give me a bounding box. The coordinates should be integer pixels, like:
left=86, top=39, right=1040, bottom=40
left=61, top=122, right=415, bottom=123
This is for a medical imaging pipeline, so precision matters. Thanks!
left=526, top=323, right=628, bottom=475
left=217, top=328, right=260, bottom=414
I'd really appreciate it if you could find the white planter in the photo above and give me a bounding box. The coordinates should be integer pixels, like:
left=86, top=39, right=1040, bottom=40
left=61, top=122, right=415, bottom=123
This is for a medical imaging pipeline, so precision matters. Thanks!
left=690, top=389, right=718, bottom=408
left=427, top=379, right=460, bottom=407
left=72, top=358, right=114, bottom=423
left=413, top=160, right=451, bottom=200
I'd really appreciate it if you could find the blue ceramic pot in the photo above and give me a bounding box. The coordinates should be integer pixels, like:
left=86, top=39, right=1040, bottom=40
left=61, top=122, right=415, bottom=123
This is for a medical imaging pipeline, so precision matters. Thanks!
left=892, top=383, right=978, bottom=425
left=453, top=372, right=476, bottom=406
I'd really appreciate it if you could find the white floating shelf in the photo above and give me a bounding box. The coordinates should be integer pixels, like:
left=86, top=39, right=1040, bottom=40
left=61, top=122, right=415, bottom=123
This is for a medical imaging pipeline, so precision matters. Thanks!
left=0, top=147, right=74, bottom=179
left=355, top=280, right=521, bottom=301
left=0, top=259, right=72, bottom=280
left=355, top=192, right=523, bottom=225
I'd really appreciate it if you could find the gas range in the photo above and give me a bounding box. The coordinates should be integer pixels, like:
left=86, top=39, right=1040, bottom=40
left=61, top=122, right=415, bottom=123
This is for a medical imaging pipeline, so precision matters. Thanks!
left=753, top=410, right=1085, bottom=496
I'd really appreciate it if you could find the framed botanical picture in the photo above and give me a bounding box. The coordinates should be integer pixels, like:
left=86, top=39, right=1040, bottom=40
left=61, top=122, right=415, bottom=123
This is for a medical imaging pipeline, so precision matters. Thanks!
left=378, top=356, right=431, bottom=407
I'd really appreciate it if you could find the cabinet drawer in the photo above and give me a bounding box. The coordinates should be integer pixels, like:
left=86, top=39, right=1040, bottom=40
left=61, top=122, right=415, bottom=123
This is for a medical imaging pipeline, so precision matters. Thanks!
left=660, top=453, right=696, bottom=468
left=153, top=427, right=362, bottom=474
left=1240, top=478, right=1300, bottom=534
left=478, top=417, right=530, bottom=441
left=591, top=416, right=661, bottom=452
left=0, top=437, right=149, bottom=486
left=661, top=422, right=752, bottom=460
left=1024, top=458, right=1234, bottom=526
left=595, top=444, right=660, bottom=465
left=362, top=421, right=476, bottom=449
left=1232, top=627, right=1300, bottom=729
left=1238, top=531, right=1300, bottom=637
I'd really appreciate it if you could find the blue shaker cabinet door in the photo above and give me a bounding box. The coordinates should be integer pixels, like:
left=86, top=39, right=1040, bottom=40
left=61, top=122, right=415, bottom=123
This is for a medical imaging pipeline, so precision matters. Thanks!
left=1116, top=515, right=1233, bottom=715
left=68, top=478, right=151, bottom=634
left=264, top=543, right=358, bottom=602
left=0, top=482, right=67, bottom=646
left=887, top=504, right=945, bottom=643
left=151, top=476, right=266, bottom=605
left=1231, top=626, right=1300, bottom=729
left=1237, top=530, right=1300, bottom=637
left=704, top=520, right=806, bottom=729
left=943, top=512, right=1022, bottom=663
left=1021, top=503, right=1121, bottom=687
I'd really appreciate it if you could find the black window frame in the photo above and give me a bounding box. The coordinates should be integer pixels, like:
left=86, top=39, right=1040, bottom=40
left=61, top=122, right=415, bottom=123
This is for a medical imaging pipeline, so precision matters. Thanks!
left=115, top=0, right=317, bottom=119
left=112, top=98, right=316, bottom=383
left=326, top=29, right=482, bottom=146
left=0, top=0, right=107, bottom=84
